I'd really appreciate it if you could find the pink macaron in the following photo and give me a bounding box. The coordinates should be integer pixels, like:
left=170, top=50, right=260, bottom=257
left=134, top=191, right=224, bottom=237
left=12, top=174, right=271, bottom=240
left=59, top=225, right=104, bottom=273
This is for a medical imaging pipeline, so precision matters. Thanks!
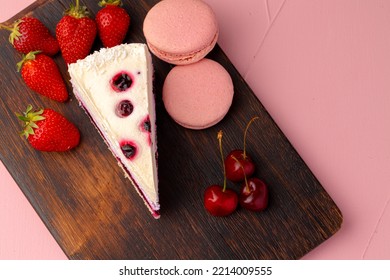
left=163, top=58, right=234, bottom=129
left=143, top=0, right=219, bottom=65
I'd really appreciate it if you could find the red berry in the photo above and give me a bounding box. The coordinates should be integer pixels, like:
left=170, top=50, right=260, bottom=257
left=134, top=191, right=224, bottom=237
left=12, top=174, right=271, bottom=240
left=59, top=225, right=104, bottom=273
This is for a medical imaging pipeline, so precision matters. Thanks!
left=17, top=51, right=68, bottom=102
left=204, top=130, right=238, bottom=217
left=225, top=149, right=255, bottom=182
left=96, top=0, right=130, bottom=48
left=239, top=178, right=269, bottom=212
left=225, top=116, right=259, bottom=182
left=204, top=185, right=238, bottom=217
left=1, top=17, right=59, bottom=56
left=56, top=0, right=97, bottom=64
left=17, top=105, right=80, bottom=152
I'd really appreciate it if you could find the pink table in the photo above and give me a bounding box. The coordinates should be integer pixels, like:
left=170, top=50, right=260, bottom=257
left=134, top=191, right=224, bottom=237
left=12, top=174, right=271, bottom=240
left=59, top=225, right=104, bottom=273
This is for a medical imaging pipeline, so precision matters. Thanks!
left=1, top=0, right=389, bottom=260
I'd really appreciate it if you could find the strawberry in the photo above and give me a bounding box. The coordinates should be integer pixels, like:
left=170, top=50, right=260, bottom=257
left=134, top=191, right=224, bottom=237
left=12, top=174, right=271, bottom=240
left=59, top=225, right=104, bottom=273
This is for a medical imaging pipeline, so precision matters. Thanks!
left=56, top=0, right=97, bottom=64
left=17, top=105, right=80, bottom=152
left=0, top=17, right=59, bottom=56
left=17, top=51, right=68, bottom=102
left=96, top=0, right=130, bottom=48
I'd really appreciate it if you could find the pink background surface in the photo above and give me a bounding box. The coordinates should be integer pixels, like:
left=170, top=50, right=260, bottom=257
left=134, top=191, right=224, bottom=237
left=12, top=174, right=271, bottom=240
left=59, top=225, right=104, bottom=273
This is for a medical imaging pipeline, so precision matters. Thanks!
left=1, top=0, right=389, bottom=260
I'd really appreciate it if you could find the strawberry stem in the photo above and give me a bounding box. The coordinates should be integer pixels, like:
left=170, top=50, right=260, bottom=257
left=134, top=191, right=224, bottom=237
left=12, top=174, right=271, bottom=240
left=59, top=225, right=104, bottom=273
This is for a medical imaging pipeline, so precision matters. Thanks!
left=0, top=23, right=13, bottom=31
left=0, top=20, right=23, bottom=45
left=231, top=155, right=249, bottom=192
left=99, top=0, right=122, bottom=7
left=16, top=105, right=45, bottom=138
left=16, top=51, right=41, bottom=72
left=243, top=116, right=260, bottom=158
left=217, top=130, right=227, bottom=192
left=66, top=0, right=89, bottom=18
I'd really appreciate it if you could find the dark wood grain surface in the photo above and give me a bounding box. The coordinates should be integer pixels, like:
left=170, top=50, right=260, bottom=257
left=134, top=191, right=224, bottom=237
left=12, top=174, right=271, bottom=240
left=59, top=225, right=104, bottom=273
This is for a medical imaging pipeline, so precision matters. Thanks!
left=0, top=0, right=342, bottom=259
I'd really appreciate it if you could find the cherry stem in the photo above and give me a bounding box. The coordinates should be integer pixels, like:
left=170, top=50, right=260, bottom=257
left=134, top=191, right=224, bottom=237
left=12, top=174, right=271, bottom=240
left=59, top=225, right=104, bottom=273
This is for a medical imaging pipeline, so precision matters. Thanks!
left=231, top=155, right=249, bottom=192
left=217, top=130, right=227, bottom=192
left=243, top=116, right=259, bottom=159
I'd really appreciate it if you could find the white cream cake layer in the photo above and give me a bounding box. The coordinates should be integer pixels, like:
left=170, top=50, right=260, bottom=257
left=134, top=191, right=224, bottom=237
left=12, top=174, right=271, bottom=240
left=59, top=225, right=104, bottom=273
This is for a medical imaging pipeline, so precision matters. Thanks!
left=68, top=43, right=159, bottom=215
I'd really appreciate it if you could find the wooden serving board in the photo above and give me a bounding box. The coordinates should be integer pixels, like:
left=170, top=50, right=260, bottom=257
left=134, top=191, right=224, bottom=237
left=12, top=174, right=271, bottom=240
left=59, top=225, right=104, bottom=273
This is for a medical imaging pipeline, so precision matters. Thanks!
left=0, top=0, right=342, bottom=259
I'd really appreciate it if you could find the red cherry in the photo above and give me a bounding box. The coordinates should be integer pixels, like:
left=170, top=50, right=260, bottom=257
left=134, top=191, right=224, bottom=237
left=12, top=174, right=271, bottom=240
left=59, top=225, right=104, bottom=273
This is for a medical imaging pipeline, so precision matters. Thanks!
left=239, top=177, right=268, bottom=212
left=225, top=149, right=255, bottom=182
left=204, top=185, right=238, bottom=216
left=225, top=116, right=259, bottom=182
left=204, top=130, right=238, bottom=217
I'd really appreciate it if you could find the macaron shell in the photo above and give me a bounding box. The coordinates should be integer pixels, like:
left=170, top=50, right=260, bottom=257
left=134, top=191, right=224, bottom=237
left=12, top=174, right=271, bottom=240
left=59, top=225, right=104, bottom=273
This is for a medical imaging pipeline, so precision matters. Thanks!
left=163, top=59, right=234, bottom=129
left=146, top=30, right=218, bottom=65
left=143, top=0, right=219, bottom=64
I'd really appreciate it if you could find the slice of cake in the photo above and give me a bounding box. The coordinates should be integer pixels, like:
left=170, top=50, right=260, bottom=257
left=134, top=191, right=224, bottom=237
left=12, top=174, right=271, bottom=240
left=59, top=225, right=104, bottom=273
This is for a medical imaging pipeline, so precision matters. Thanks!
left=68, top=43, right=160, bottom=218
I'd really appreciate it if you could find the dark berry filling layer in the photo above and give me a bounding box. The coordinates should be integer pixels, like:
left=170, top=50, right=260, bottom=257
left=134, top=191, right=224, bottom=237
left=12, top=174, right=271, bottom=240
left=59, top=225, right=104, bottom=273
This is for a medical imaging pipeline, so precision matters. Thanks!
left=116, top=100, right=134, bottom=117
left=111, top=71, right=133, bottom=92
left=140, top=115, right=152, bottom=146
left=142, top=116, right=151, bottom=133
left=120, top=141, right=137, bottom=160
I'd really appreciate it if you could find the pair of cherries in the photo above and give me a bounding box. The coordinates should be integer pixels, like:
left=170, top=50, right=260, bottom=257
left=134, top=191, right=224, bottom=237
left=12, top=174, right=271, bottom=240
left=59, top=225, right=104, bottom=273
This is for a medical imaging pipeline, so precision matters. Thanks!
left=204, top=117, right=269, bottom=217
